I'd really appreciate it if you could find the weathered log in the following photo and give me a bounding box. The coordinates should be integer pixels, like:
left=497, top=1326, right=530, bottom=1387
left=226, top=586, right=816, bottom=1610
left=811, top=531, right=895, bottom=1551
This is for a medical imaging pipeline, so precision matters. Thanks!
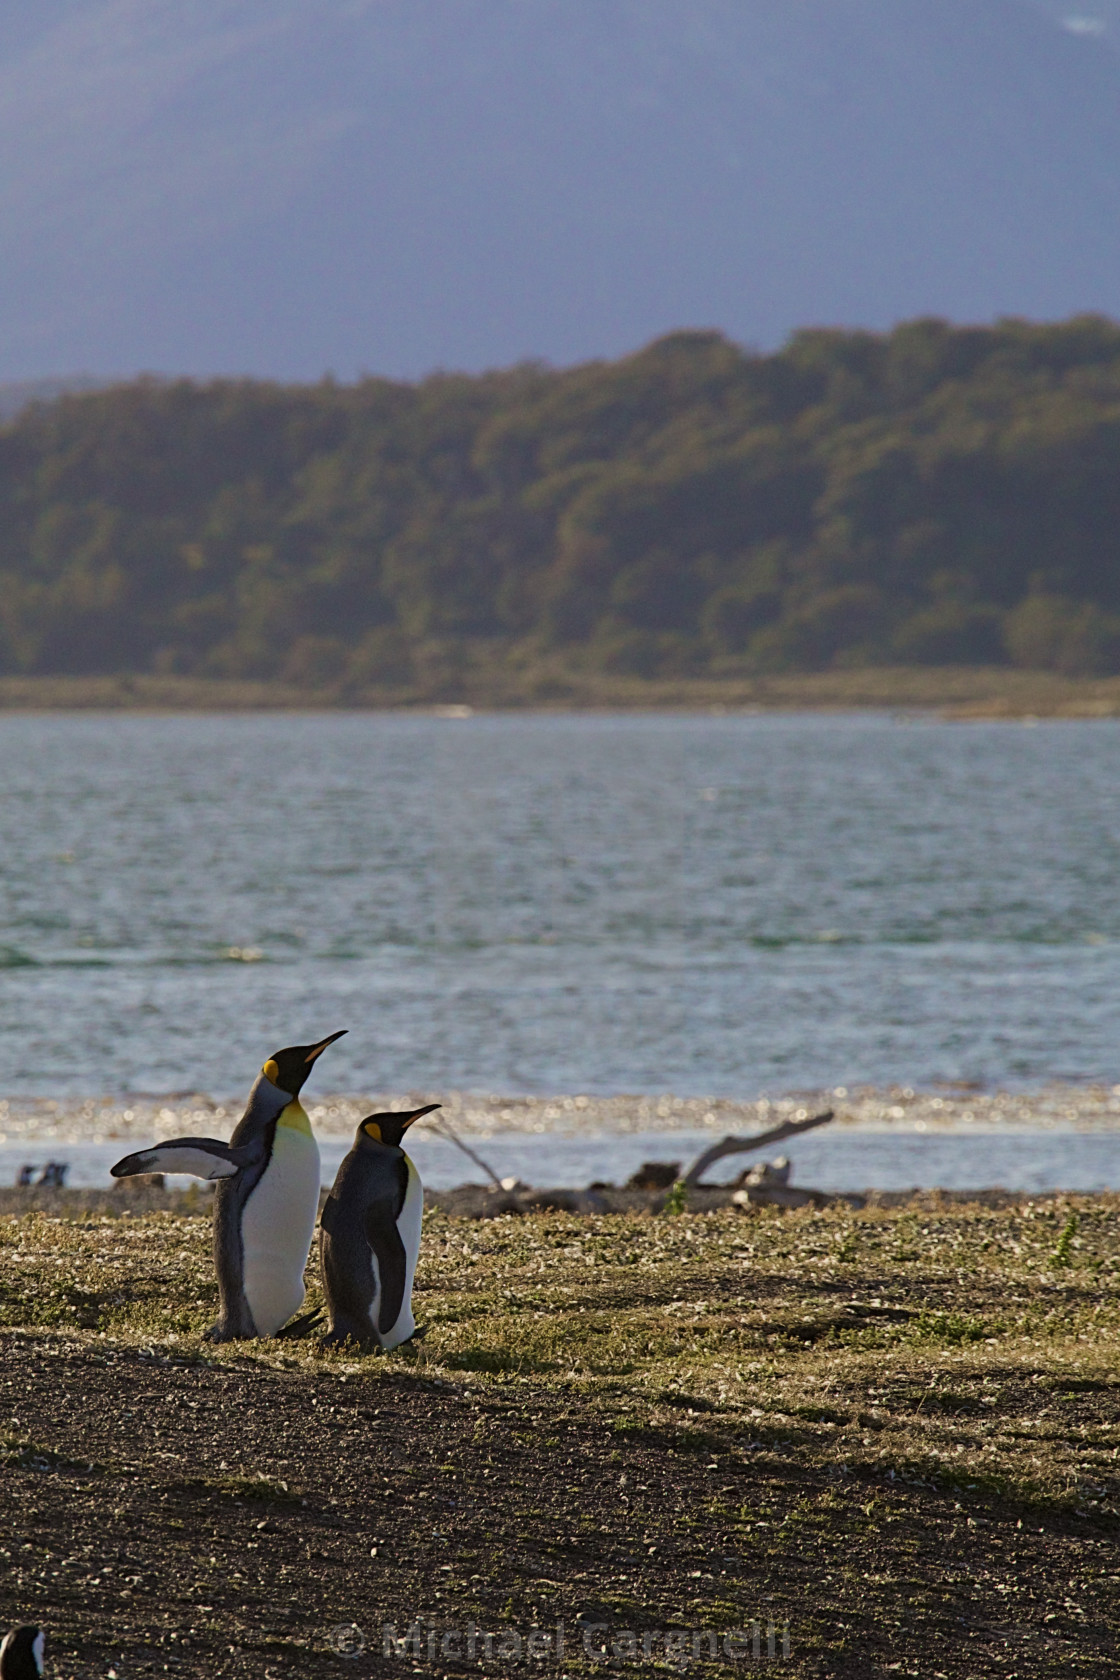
left=681, top=1109, right=835, bottom=1187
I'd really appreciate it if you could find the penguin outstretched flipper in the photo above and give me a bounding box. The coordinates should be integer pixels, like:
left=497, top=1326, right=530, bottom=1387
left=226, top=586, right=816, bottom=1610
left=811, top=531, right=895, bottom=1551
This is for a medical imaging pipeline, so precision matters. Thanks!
left=111, top=1137, right=255, bottom=1181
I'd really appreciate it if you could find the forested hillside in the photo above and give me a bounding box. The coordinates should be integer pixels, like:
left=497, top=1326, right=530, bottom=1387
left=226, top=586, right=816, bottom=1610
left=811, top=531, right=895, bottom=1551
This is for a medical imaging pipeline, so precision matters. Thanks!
left=4, top=317, right=1120, bottom=688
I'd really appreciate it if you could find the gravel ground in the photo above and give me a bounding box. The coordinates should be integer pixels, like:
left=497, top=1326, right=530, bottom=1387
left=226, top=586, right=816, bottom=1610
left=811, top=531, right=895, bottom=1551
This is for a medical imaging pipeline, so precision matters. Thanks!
left=2, top=1200, right=1120, bottom=1678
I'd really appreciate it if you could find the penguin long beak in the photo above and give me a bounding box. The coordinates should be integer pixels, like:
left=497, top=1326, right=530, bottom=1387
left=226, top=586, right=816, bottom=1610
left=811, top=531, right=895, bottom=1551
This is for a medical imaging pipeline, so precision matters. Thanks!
left=304, top=1029, right=348, bottom=1064
left=402, top=1103, right=442, bottom=1130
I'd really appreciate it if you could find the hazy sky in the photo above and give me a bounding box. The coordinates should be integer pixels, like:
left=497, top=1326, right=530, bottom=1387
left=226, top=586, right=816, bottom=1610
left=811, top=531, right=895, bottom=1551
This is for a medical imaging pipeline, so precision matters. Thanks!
left=3, top=0, right=1120, bottom=381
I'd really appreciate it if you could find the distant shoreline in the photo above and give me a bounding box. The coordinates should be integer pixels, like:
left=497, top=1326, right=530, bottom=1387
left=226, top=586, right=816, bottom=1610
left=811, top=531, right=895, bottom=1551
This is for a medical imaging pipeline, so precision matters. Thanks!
left=2, top=666, right=1120, bottom=717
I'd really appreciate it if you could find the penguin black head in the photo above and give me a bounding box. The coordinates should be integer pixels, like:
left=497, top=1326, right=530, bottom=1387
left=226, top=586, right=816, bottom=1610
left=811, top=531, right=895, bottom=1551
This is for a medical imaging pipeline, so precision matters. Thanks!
left=261, top=1031, right=347, bottom=1097
left=359, top=1104, right=441, bottom=1150
left=0, top=1626, right=44, bottom=1680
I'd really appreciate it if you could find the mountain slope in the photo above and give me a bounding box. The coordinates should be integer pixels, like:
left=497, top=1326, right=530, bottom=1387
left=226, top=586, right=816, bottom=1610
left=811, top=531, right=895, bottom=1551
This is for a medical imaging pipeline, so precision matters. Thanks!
left=3, top=1, right=1120, bottom=378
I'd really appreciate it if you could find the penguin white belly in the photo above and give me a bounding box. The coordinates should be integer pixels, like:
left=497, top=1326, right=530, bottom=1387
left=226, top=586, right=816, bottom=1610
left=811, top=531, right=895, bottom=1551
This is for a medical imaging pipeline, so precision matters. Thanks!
left=372, top=1154, right=423, bottom=1350
left=240, top=1119, right=320, bottom=1336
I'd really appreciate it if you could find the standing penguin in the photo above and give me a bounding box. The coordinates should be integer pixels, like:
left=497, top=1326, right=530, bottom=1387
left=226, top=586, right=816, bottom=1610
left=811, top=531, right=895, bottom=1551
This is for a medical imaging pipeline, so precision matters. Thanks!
left=0, top=1627, right=44, bottom=1680
left=319, top=1104, right=440, bottom=1351
left=111, top=1031, right=346, bottom=1339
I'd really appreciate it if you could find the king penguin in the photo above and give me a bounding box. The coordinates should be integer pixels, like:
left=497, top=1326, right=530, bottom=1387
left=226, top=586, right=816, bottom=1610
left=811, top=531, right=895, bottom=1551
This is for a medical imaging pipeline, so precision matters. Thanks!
left=0, top=1627, right=44, bottom=1680
left=319, top=1104, right=440, bottom=1351
left=111, top=1031, right=346, bottom=1339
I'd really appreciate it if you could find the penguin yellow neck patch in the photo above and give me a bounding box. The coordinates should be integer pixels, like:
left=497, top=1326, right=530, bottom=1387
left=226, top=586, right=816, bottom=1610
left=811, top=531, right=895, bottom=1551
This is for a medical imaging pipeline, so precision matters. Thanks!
left=277, top=1099, right=312, bottom=1136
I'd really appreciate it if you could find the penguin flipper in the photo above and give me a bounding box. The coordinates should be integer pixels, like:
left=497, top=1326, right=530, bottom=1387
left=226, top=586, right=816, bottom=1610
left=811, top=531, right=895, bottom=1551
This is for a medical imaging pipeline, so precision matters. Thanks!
left=367, top=1215, right=409, bottom=1337
left=110, top=1137, right=252, bottom=1181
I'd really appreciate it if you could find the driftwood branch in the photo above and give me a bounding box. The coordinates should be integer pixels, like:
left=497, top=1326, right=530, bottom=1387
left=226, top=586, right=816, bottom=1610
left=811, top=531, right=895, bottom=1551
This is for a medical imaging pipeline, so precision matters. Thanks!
left=423, top=1116, right=504, bottom=1191
left=682, top=1110, right=834, bottom=1187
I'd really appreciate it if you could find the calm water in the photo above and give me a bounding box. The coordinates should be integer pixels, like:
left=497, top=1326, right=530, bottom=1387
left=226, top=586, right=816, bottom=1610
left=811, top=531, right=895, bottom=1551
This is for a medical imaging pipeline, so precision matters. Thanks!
left=2, top=711, right=1120, bottom=1099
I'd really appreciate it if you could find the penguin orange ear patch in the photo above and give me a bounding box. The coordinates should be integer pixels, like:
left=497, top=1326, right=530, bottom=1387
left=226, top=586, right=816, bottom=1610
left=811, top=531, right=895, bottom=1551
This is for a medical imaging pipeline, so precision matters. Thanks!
left=362, top=1120, right=383, bottom=1142
left=262, top=1058, right=280, bottom=1083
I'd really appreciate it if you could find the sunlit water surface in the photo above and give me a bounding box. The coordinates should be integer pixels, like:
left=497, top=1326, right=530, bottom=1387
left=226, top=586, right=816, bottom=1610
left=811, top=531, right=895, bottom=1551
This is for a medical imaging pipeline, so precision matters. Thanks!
left=2, top=711, right=1120, bottom=1186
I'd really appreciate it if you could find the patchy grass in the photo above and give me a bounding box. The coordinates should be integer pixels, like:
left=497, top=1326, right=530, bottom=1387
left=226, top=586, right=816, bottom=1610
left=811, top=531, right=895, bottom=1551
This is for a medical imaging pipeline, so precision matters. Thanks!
left=1, top=1200, right=1120, bottom=1675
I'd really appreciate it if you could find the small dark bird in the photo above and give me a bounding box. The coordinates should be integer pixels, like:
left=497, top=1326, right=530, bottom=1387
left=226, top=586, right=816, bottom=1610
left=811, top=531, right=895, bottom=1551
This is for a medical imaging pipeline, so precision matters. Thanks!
left=0, top=1626, right=44, bottom=1679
